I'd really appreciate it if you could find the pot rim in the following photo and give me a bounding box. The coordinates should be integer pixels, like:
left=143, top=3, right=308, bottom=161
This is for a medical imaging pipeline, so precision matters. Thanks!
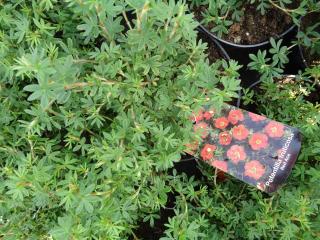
left=199, top=24, right=297, bottom=48
left=297, top=40, right=308, bottom=69
left=197, top=26, right=231, bottom=60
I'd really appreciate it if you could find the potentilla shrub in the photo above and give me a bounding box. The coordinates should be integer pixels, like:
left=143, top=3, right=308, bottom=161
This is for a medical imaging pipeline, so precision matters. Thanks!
left=0, top=0, right=240, bottom=239
left=242, top=75, right=320, bottom=240
left=163, top=77, right=320, bottom=239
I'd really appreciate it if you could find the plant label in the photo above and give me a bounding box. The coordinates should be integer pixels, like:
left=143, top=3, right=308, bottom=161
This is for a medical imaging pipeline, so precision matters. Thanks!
left=187, top=104, right=302, bottom=193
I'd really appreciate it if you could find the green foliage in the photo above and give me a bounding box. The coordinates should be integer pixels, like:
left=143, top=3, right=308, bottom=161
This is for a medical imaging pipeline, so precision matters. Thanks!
left=0, top=0, right=240, bottom=239
left=241, top=7, right=320, bottom=238
left=248, top=38, right=289, bottom=80
left=1, top=0, right=320, bottom=240
left=297, top=19, right=320, bottom=56
left=226, top=75, right=320, bottom=240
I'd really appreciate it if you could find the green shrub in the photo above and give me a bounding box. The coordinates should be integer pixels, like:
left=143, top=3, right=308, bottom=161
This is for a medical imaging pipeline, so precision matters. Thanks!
left=0, top=0, right=240, bottom=239
left=1, top=1, right=319, bottom=240
left=243, top=75, right=320, bottom=240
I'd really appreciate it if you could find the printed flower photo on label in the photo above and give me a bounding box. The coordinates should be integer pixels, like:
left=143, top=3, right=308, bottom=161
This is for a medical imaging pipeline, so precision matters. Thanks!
left=193, top=122, right=209, bottom=139
left=244, top=160, right=266, bottom=180
left=214, top=117, right=229, bottom=129
left=228, top=109, right=244, bottom=125
left=200, top=144, right=217, bottom=161
left=219, top=132, right=232, bottom=145
left=249, top=133, right=269, bottom=150
left=232, top=124, right=249, bottom=141
left=189, top=103, right=301, bottom=193
left=227, top=145, right=247, bottom=164
left=264, top=121, right=285, bottom=138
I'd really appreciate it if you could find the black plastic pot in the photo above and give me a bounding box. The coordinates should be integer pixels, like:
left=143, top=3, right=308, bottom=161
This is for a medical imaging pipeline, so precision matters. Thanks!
left=197, top=27, right=243, bottom=105
left=297, top=44, right=309, bottom=69
left=199, top=24, right=296, bottom=49
left=196, top=27, right=231, bottom=62
left=296, top=43, right=320, bottom=73
left=199, top=24, right=297, bottom=87
left=296, top=12, right=320, bottom=69
left=290, top=39, right=318, bottom=71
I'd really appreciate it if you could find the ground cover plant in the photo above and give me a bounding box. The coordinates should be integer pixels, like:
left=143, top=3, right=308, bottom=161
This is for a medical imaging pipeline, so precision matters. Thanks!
left=0, top=0, right=320, bottom=240
left=0, top=0, right=241, bottom=239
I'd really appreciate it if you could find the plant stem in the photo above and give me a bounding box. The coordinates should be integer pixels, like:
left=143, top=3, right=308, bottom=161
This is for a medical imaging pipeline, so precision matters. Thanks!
left=287, top=43, right=297, bottom=51
left=137, top=1, right=150, bottom=31
left=64, top=82, right=94, bottom=90
left=95, top=3, right=116, bottom=44
left=268, top=0, right=296, bottom=16
left=64, top=76, right=118, bottom=90
left=169, top=6, right=184, bottom=40
left=73, top=59, right=96, bottom=64
left=122, top=11, right=133, bottom=30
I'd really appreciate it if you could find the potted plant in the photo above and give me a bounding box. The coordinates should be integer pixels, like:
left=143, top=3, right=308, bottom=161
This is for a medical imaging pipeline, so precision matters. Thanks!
left=189, top=0, right=304, bottom=47
left=189, top=0, right=305, bottom=85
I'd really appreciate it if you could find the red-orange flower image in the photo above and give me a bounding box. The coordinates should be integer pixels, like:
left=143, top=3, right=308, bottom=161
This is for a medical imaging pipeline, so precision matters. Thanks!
left=203, top=109, right=214, bottom=120
left=212, top=160, right=228, bottom=172
left=194, top=122, right=209, bottom=139
left=232, top=124, right=249, bottom=141
left=214, top=117, right=229, bottom=129
left=244, top=160, right=266, bottom=180
left=249, top=133, right=269, bottom=150
left=228, top=109, right=244, bottom=125
left=188, top=103, right=301, bottom=193
left=191, top=109, right=204, bottom=122
left=264, top=121, right=285, bottom=138
left=200, top=144, right=217, bottom=160
left=219, top=132, right=232, bottom=145
left=248, top=112, right=266, bottom=122
left=227, top=145, right=247, bottom=164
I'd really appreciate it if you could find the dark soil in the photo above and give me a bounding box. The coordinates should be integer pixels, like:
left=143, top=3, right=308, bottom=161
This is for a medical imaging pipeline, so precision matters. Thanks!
left=207, top=39, right=224, bottom=63
left=131, top=156, right=205, bottom=240
left=197, top=30, right=226, bottom=63
left=132, top=192, right=176, bottom=240
left=306, top=85, right=320, bottom=103
left=193, top=3, right=294, bottom=45
left=300, top=12, right=320, bottom=67
left=131, top=154, right=225, bottom=239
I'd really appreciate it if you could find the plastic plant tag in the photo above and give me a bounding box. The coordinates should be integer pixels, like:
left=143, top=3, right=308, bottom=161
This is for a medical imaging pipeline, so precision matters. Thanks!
left=187, top=103, right=302, bottom=193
